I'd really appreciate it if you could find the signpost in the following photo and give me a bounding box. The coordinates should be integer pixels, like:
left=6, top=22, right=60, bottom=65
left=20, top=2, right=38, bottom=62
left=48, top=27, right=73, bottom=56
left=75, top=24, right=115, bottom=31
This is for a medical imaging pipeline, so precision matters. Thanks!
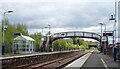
left=102, top=32, right=113, bottom=55
left=103, top=33, right=113, bottom=36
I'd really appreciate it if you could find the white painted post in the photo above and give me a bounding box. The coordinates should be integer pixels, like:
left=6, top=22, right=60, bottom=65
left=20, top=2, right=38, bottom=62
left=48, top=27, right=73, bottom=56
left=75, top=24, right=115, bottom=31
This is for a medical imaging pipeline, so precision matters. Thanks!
left=26, top=40, right=27, bottom=53
left=32, top=41, right=33, bottom=52
left=29, top=41, right=31, bottom=53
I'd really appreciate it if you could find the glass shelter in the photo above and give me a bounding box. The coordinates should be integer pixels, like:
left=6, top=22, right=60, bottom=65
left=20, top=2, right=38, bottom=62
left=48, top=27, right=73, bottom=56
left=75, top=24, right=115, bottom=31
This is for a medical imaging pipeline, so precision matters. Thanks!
left=13, top=35, right=35, bottom=54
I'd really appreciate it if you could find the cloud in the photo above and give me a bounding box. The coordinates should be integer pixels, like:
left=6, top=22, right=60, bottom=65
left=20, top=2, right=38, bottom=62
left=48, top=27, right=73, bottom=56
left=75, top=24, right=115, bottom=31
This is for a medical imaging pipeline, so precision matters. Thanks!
left=1, top=0, right=115, bottom=3
left=1, top=0, right=120, bottom=43
left=1, top=1, right=115, bottom=33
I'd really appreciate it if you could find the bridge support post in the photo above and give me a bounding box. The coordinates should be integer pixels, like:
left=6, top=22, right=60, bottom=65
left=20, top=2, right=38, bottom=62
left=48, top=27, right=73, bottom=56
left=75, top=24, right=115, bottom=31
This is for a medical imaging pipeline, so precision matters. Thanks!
left=42, top=45, right=46, bottom=52
left=103, top=41, right=106, bottom=54
left=41, top=36, right=48, bottom=52
left=104, top=48, right=106, bottom=55
left=113, top=47, right=116, bottom=61
left=48, top=36, right=53, bottom=52
left=100, top=44, right=103, bottom=53
left=100, top=37, right=103, bottom=53
left=103, top=36, right=108, bottom=55
left=112, top=32, right=116, bottom=61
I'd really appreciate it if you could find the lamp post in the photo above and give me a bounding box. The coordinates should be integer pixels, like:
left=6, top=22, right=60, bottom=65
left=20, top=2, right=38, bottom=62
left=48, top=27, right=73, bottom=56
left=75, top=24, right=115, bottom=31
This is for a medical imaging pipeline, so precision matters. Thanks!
left=104, top=24, right=106, bottom=33
left=48, top=24, right=51, bottom=36
left=48, top=24, right=52, bottom=51
left=41, top=26, right=49, bottom=36
left=41, top=25, right=50, bottom=52
left=44, top=24, right=51, bottom=36
left=109, top=0, right=117, bottom=61
left=2, top=10, right=13, bottom=55
left=44, top=24, right=51, bottom=52
left=41, top=28, right=44, bottom=36
left=41, top=27, right=46, bottom=52
left=98, top=23, right=104, bottom=53
left=103, top=24, right=107, bottom=55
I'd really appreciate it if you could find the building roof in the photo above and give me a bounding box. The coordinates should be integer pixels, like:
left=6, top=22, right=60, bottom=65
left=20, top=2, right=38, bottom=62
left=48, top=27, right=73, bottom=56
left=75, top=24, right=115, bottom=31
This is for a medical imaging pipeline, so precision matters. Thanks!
left=14, top=35, right=35, bottom=41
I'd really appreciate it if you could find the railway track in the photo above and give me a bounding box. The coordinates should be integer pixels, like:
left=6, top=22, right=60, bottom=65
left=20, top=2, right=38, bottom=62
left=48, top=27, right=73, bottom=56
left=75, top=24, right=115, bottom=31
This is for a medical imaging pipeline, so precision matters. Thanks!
left=14, top=50, right=90, bottom=69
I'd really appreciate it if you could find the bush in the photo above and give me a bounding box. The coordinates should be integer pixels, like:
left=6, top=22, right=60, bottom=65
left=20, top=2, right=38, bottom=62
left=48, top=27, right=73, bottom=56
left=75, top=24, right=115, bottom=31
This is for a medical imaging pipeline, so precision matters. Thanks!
left=90, top=47, right=96, bottom=50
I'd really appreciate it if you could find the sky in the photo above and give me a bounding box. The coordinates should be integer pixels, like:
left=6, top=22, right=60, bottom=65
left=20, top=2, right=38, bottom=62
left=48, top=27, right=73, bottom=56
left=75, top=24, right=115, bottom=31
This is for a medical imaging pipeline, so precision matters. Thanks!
left=0, top=0, right=120, bottom=42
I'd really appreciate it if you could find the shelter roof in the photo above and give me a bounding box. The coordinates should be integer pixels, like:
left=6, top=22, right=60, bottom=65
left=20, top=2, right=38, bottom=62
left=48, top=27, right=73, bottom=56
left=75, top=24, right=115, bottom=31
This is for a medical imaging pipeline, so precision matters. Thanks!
left=14, top=35, right=35, bottom=41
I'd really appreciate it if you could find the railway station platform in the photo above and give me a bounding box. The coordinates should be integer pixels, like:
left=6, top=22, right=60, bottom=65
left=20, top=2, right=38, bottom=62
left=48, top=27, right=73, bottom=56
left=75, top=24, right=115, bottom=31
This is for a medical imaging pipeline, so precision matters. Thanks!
left=64, top=50, right=119, bottom=69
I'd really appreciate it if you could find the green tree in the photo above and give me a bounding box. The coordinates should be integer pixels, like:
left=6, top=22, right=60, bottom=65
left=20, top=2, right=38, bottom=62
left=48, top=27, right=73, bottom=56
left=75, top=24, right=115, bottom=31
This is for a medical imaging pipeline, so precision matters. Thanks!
left=71, top=38, right=77, bottom=44
left=59, top=39, right=67, bottom=50
left=3, top=19, right=16, bottom=53
left=2, top=19, right=29, bottom=54
left=30, top=32, right=42, bottom=52
left=16, top=24, right=28, bottom=35
left=52, top=39, right=60, bottom=51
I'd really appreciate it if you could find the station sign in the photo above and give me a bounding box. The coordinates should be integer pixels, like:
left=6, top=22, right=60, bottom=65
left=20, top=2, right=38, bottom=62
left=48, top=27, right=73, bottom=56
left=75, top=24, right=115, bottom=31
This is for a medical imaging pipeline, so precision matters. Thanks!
left=103, top=33, right=113, bottom=36
left=14, top=33, right=21, bottom=36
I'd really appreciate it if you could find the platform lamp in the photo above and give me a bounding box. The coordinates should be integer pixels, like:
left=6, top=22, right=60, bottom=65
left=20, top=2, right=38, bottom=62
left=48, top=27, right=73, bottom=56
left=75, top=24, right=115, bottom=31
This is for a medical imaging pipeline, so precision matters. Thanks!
left=2, top=10, right=13, bottom=55
left=41, top=26, right=50, bottom=52
left=109, top=14, right=117, bottom=61
left=109, top=0, right=117, bottom=61
left=103, top=24, right=107, bottom=55
left=98, top=23, right=104, bottom=53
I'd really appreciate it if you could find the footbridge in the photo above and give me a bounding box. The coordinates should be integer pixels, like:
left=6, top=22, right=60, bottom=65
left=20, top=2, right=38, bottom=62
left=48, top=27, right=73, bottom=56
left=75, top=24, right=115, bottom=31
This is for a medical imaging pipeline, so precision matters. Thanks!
left=41, top=31, right=108, bottom=52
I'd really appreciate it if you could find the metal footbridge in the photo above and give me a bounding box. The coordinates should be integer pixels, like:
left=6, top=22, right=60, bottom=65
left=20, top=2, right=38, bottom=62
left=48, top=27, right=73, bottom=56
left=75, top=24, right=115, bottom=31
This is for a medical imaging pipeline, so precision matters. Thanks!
left=41, top=31, right=108, bottom=52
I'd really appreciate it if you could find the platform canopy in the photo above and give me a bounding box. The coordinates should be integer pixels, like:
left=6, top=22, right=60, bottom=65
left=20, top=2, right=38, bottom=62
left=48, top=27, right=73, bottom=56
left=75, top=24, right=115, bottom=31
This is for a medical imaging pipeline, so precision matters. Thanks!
left=14, top=35, right=35, bottom=41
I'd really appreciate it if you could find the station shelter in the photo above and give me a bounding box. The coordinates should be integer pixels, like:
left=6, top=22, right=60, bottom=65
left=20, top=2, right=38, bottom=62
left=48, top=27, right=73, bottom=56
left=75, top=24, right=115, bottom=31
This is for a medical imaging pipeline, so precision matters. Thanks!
left=13, top=35, right=35, bottom=53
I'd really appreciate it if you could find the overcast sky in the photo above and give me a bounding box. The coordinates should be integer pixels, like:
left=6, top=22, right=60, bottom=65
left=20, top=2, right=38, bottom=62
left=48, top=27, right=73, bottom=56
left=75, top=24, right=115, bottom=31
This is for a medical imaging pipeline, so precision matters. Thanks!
left=1, top=0, right=120, bottom=42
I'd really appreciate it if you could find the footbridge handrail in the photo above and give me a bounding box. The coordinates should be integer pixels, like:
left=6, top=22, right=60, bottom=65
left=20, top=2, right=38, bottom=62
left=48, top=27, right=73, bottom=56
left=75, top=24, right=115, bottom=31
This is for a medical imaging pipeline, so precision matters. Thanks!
left=50, top=31, right=102, bottom=42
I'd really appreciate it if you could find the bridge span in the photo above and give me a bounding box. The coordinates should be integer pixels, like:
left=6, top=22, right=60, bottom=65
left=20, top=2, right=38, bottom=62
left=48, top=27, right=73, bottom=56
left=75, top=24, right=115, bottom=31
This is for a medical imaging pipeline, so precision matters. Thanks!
left=41, top=31, right=108, bottom=52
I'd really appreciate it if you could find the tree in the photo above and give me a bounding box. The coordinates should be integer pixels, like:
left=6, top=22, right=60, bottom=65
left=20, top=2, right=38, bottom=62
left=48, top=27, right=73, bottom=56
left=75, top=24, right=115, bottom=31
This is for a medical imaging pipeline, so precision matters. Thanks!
left=16, top=24, right=28, bottom=35
left=30, top=32, right=42, bottom=52
left=3, top=19, right=16, bottom=53
left=59, top=39, right=67, bottom=50
left=71, top=38, right=77, bottom=44
left=2, top=19, right=29, bottom=54
left=52, top=39, right=61, bottom=51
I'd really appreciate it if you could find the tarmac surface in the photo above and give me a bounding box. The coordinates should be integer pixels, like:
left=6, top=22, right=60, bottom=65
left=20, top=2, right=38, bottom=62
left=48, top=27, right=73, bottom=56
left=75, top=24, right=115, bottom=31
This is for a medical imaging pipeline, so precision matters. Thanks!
left=64, top=50, right=120, bottom=69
